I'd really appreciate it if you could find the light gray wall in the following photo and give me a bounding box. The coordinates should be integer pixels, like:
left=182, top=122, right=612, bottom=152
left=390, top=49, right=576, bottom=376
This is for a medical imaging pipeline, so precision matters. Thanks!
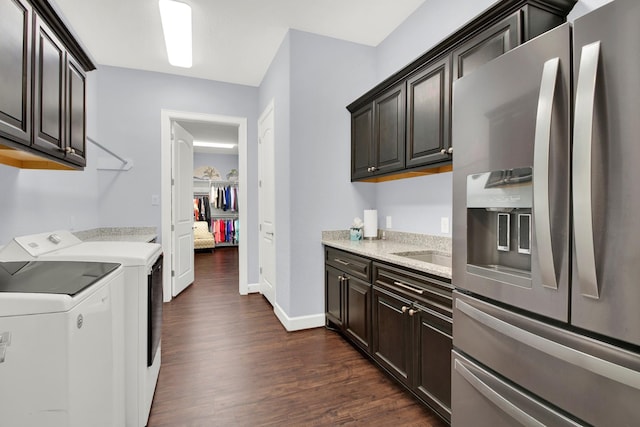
left=258, top=30, right=377, bottom=318
left=193, top=152, right=239, bottom=179
left=95, top=65, right=260, bottom=284
left=288, top=30, right=377, bottom=317
left=0, top=73, right=101, bottom=244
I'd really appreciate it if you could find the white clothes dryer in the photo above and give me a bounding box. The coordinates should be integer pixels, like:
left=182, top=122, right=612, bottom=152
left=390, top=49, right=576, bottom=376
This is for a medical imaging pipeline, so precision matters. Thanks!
left=0, top=259, right=125, bottom=427
left=0, top=230, right=163, bottom=427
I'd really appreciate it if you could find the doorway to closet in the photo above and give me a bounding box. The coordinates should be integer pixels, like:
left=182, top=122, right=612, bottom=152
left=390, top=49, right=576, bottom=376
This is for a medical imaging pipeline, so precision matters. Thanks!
left=189, top=121, right=240, bottom=264
left=160, top=110, right=248, bottom=302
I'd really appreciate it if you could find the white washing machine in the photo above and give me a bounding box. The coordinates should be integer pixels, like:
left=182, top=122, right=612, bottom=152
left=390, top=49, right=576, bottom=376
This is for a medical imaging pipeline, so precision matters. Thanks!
left=0, top=258, right=125, bottom=427
left=0, top=230, right=163, bottom=427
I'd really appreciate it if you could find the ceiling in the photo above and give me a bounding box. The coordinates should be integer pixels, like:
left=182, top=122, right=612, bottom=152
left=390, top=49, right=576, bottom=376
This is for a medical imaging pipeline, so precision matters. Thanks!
left=177, top=120, right=239, bottom=154
left=52, top=0, right=426, bottom=87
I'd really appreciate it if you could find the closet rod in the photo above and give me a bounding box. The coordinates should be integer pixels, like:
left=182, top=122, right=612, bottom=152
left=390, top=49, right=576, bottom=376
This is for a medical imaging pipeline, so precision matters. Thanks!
left=88, top=136, right=133, bottom=171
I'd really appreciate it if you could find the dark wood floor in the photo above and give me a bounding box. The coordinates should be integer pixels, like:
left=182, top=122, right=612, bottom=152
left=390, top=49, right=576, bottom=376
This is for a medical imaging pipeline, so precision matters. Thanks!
left=148, top=248, right=447, bottom=427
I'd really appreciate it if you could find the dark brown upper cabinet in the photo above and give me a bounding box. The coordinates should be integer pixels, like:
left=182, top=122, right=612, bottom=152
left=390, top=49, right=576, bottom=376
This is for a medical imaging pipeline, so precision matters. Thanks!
left=66, top=55, right=87, bottom=167
left=406, top=55, right=450, bottom=169
left=452, top=11, right=520, bottom=81
left=347, top=0, right=576, bottom=182
left=351, top=103, right=373, bottom=180
left=0, top=0, right=94, bottom=170
left=373, top=84, right=405, bottom=175
left=0, top=0, right=32, bottom=146
left=33, top=15, right=65, bottom=158
left=351, top=83, right=405, bottom=180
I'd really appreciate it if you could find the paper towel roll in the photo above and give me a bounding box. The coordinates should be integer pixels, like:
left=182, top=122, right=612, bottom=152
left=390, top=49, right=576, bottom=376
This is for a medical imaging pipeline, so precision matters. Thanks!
left=363, top=209, right=378, bottom=239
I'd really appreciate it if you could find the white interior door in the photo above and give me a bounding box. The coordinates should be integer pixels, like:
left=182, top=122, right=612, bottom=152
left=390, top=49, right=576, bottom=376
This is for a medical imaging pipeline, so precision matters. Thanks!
left=258, top=102, right=276, bottom=306
left=171, top=122, right=194, bottom=297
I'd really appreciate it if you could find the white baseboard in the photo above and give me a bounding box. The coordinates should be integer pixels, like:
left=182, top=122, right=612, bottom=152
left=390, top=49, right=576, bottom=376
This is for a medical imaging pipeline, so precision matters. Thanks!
left=274, top=303, right=325, bottom=331
left=246, top=282, right=260, bottom=294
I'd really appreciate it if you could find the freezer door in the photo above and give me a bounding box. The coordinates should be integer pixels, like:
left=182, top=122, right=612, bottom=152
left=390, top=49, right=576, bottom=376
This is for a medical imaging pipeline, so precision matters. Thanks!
left=572, top=0, right=640, bottom=347
left=452, top=351, right=584, bottom=427
left=452, top=24, right=571, bottom=321
left=453, top=291, right=640, bottom=426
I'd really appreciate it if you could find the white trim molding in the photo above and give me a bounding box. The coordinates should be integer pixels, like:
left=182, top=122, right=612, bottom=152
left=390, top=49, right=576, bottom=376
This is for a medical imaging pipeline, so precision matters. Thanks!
left=273, top=303, right=325, bottom=331
left=161, top=109, right=249, bottom=301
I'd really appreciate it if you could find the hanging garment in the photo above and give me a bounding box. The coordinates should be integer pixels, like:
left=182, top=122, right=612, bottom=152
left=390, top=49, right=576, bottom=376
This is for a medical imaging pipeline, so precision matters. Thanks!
left=193, top=198, right=200, bottom=220
left=229, top=186, right=236, bottom=212
left=203, top=196, right=211, bottom=222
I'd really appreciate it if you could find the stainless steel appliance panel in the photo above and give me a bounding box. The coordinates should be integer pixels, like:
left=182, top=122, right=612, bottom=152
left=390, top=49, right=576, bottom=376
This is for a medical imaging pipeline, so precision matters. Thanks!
left=571, top=0, right=640, bottom=347
left=452, top=24, right=571, bottom=321
left=452, top=350, right=584, bottom=427
left=453, top=291, right=640, bottom=427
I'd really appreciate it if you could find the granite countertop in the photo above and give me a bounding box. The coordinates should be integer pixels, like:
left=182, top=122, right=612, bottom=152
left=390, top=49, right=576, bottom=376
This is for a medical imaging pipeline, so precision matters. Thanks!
left=73, top=227, right=158, bottom=243
left=322, top=230, right=452, bottom=280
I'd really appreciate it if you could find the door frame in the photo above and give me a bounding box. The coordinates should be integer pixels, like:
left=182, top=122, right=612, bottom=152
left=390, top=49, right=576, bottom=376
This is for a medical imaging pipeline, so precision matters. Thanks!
left=161, top=109, right=248, bottom=301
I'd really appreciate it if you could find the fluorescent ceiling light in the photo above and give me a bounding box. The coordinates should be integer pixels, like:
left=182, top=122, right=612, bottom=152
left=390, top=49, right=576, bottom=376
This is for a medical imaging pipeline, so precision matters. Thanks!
left=158, top=0, right=192, bottom=68
left=193, top=141, right=237, bottom=149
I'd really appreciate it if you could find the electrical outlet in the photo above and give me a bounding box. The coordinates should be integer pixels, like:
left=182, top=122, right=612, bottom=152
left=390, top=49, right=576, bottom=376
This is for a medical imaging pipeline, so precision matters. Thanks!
left=386, top=216, right=392, bottom=229
left=441, top=217, right=450, bottom=234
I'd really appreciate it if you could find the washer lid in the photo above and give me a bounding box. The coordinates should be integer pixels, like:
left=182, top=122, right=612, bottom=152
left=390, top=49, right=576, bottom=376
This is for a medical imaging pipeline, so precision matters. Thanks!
left=0, top=261, right=120, bottom=296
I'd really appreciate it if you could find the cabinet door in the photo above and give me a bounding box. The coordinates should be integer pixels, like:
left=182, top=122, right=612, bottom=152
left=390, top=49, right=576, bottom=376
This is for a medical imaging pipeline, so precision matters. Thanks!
left=345, top=277, right=371, bottom=352
left=373, top=84, right=405, bottom=175
left=33, top=15, right=65, bottom=159
left=0, top=0, right=32, bottom=145
left=372, top=285, right=411, bottom=385
left=351, top=103, right=373, bottom=180
left=65, top=54, right=86, bottom=166
left=406, top=55, right=450, bottom=168
left=452, top=11, right=521, bottom=81
left=325, top=265, right=344, bottom=329
left=413, top=304, right=453, bottom=422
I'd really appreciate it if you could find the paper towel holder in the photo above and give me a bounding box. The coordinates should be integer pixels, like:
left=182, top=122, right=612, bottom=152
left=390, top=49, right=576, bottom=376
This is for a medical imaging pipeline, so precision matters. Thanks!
left=363, top=209, right=378, bottom=240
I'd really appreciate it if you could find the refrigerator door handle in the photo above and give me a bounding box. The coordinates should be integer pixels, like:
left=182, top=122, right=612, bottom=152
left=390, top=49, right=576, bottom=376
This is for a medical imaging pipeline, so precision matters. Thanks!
left=533, top=57, right=560, bottom=289
left=454, top=358, right=582, bottom=427
left=573, top=41, right=601, bottom=299
left=454, top=359, right=546, bottom=427
left=456, top=298, right=640, bottom=391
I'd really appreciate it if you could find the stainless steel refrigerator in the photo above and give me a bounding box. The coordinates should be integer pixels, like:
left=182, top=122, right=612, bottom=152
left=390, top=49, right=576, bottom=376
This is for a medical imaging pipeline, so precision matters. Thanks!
left=451, top=0, right=640, bottom=425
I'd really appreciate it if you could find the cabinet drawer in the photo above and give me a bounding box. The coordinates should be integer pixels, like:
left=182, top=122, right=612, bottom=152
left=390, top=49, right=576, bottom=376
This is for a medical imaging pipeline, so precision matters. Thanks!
left=373, top=263, right=452, bottom=319
left=325, top=248, right=371, bottom=282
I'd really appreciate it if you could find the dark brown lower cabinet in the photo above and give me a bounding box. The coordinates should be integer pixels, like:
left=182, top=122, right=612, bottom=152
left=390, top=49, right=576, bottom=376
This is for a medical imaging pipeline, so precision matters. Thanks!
left=413, top=302, right=453, bottom=420
left=325, top=246, right=453, bottom=424
left=372, top=285, right=412, bottom=385
left=325, top=265, right=345, bottom=328
left=345, top=277, right=371, bottom=352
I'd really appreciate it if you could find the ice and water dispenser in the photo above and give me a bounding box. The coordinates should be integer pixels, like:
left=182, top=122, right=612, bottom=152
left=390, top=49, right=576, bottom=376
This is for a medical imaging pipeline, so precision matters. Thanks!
left=466, top=167, right=532, bottom=287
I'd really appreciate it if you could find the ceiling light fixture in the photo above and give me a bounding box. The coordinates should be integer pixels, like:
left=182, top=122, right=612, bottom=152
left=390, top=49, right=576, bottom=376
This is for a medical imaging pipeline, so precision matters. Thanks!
left=158, top=0, right=192, bottom=68
left=193, top=141, right=237, bottom=149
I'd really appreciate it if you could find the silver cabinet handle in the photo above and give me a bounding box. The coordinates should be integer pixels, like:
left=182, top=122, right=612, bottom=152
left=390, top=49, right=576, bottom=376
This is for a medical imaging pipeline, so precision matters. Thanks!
left=456, top=298, right=640, bottom=391
left=447, top=146, right=453, bottom=154
left=440, top=149, right=447, bottom=155
left=573, top=41, right=601, bottom=299
left=533, top=57, right=560, bottom=290
left=402, top=305, right=409, bottom=313
left=333, top=258, right=350, bottom=266
left=393, top=281, right=424, bottom=295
